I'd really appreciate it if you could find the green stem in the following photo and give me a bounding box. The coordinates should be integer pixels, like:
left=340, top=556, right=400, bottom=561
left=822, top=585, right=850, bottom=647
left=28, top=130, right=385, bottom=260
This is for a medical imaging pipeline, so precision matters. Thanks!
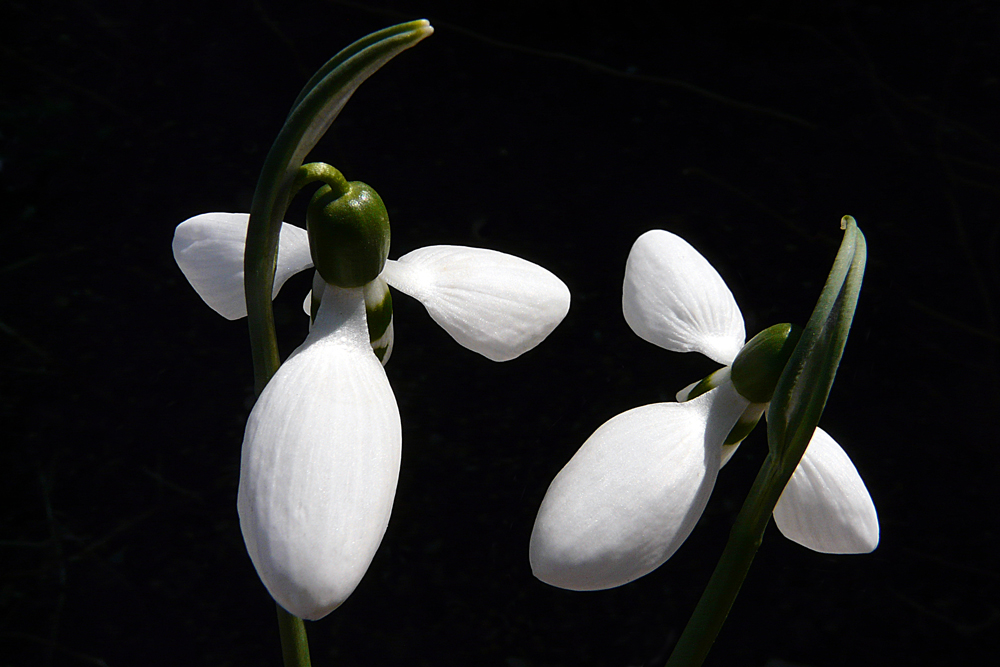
left=277, top=605, right=312, bottom=667
left=291, top=162, right=351, bottom=200
left=665, top=458, right=785, bottom=666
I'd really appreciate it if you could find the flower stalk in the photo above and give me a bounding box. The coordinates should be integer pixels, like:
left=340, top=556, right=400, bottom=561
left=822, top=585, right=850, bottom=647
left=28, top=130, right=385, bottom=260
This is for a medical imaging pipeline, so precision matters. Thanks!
left=665, top=216, right=867, bottom=667
left=277, top=605, right=312, bottom=667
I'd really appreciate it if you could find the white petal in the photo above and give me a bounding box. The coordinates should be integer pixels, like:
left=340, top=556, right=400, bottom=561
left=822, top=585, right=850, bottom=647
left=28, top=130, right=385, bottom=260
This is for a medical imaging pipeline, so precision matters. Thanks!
left=237, top=286, right=401, bottom=620
left=172, top=213, right=313, bottom=320
left=623, top=230, right=745, bottom=365
left=381, top=246, right=570, bottom=361
left=303, top=290, right=315, bottom=318
left=529, top=382, right=750, bottom=590
left=773, top=428, right=879, bottom=554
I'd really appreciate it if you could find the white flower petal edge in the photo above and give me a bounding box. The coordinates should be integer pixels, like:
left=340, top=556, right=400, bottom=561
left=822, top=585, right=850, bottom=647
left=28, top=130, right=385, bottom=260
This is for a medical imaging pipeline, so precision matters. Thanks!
left=237, top=285, right=401, bottom=620
left=773, top=428, right=879, bottom=554
left=529, top=382, right=750, bottom=591
left=172, top=213, right=313, bottom=320
left=623, top=230, right=745, bottom=365
left=381, top=245, right=571, bottom=361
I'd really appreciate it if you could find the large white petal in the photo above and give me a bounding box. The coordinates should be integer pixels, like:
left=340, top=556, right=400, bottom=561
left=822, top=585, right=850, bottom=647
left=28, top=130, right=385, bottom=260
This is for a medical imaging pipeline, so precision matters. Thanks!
left=172, top=212, right=313, bottom=320
left=623, top=230, right=745, bottom=365
left=237, top=286, right=401, bottom=620
left=773, top=428, right=879, bottom=554
left=529, top=382, right=750, bottom=591
left=381, top=245, right=570, bottom=361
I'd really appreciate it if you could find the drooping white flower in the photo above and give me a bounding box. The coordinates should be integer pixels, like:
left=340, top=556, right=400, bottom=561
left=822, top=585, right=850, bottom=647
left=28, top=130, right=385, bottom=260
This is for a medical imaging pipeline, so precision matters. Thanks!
left=530, top=229, right=877, bottom=591
left=174, top=211, right=570, bottom=618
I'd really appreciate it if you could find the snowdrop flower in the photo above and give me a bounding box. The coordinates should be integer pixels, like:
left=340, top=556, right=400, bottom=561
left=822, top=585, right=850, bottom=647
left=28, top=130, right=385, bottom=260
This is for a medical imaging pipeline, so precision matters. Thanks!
left=173, top=179, right=570, bottom=618
left=530, top=229, right=876, bottom=591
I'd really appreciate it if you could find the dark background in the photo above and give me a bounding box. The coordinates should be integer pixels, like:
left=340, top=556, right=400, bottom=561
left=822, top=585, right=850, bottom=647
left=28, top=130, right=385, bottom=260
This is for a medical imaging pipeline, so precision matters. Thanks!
left=3, top=0, right=997, bottom=665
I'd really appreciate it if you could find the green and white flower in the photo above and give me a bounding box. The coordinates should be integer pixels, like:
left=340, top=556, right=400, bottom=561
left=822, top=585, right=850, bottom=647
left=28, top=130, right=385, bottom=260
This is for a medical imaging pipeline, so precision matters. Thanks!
left=529, top=229, right=876, bottom=592
left=174, top=211, right=570, bottom=618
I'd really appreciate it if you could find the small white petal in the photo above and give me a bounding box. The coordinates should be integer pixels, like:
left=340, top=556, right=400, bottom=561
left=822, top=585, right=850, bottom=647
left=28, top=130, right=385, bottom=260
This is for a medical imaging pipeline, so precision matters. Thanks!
left=172, top=213, right=313, bottom=320
left=381, top=245, right=570, bottom=361
left=529, top=382, right=750, bottom=591
left=623, top=230, right=745, bottom=365
left=237, top=286, right=401, bottom=620
left=773, top=428, right=879, bottom=554
left=303, top=290, right=314, bottom=318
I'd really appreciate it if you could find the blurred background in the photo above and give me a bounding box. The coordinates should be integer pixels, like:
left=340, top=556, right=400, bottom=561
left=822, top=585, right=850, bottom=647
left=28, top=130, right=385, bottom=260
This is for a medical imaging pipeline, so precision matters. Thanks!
left=2, top=0, right=997, bottom=665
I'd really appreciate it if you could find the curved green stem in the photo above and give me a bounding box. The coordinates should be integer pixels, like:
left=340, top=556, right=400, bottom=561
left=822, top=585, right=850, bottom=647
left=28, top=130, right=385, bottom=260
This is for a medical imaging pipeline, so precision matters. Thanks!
left=291, top=162, right=351, bottom=200
left=277, top=605, right=312, bottom=667
left=665, top=217, right=867, bottom=667
left=664, top=458, right=783, bottom=667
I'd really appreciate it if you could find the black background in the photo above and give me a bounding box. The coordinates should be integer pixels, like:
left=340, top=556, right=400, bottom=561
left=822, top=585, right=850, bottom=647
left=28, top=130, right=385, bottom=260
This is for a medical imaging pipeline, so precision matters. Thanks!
left=3, top=0, right=997, bottom=665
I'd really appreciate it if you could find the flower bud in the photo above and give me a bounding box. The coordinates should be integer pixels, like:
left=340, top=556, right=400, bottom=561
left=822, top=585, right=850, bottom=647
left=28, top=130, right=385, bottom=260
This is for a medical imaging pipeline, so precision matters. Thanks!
left=307, top=181, right=391, bottom=288
left=731, top=323, right=803, bottom=403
